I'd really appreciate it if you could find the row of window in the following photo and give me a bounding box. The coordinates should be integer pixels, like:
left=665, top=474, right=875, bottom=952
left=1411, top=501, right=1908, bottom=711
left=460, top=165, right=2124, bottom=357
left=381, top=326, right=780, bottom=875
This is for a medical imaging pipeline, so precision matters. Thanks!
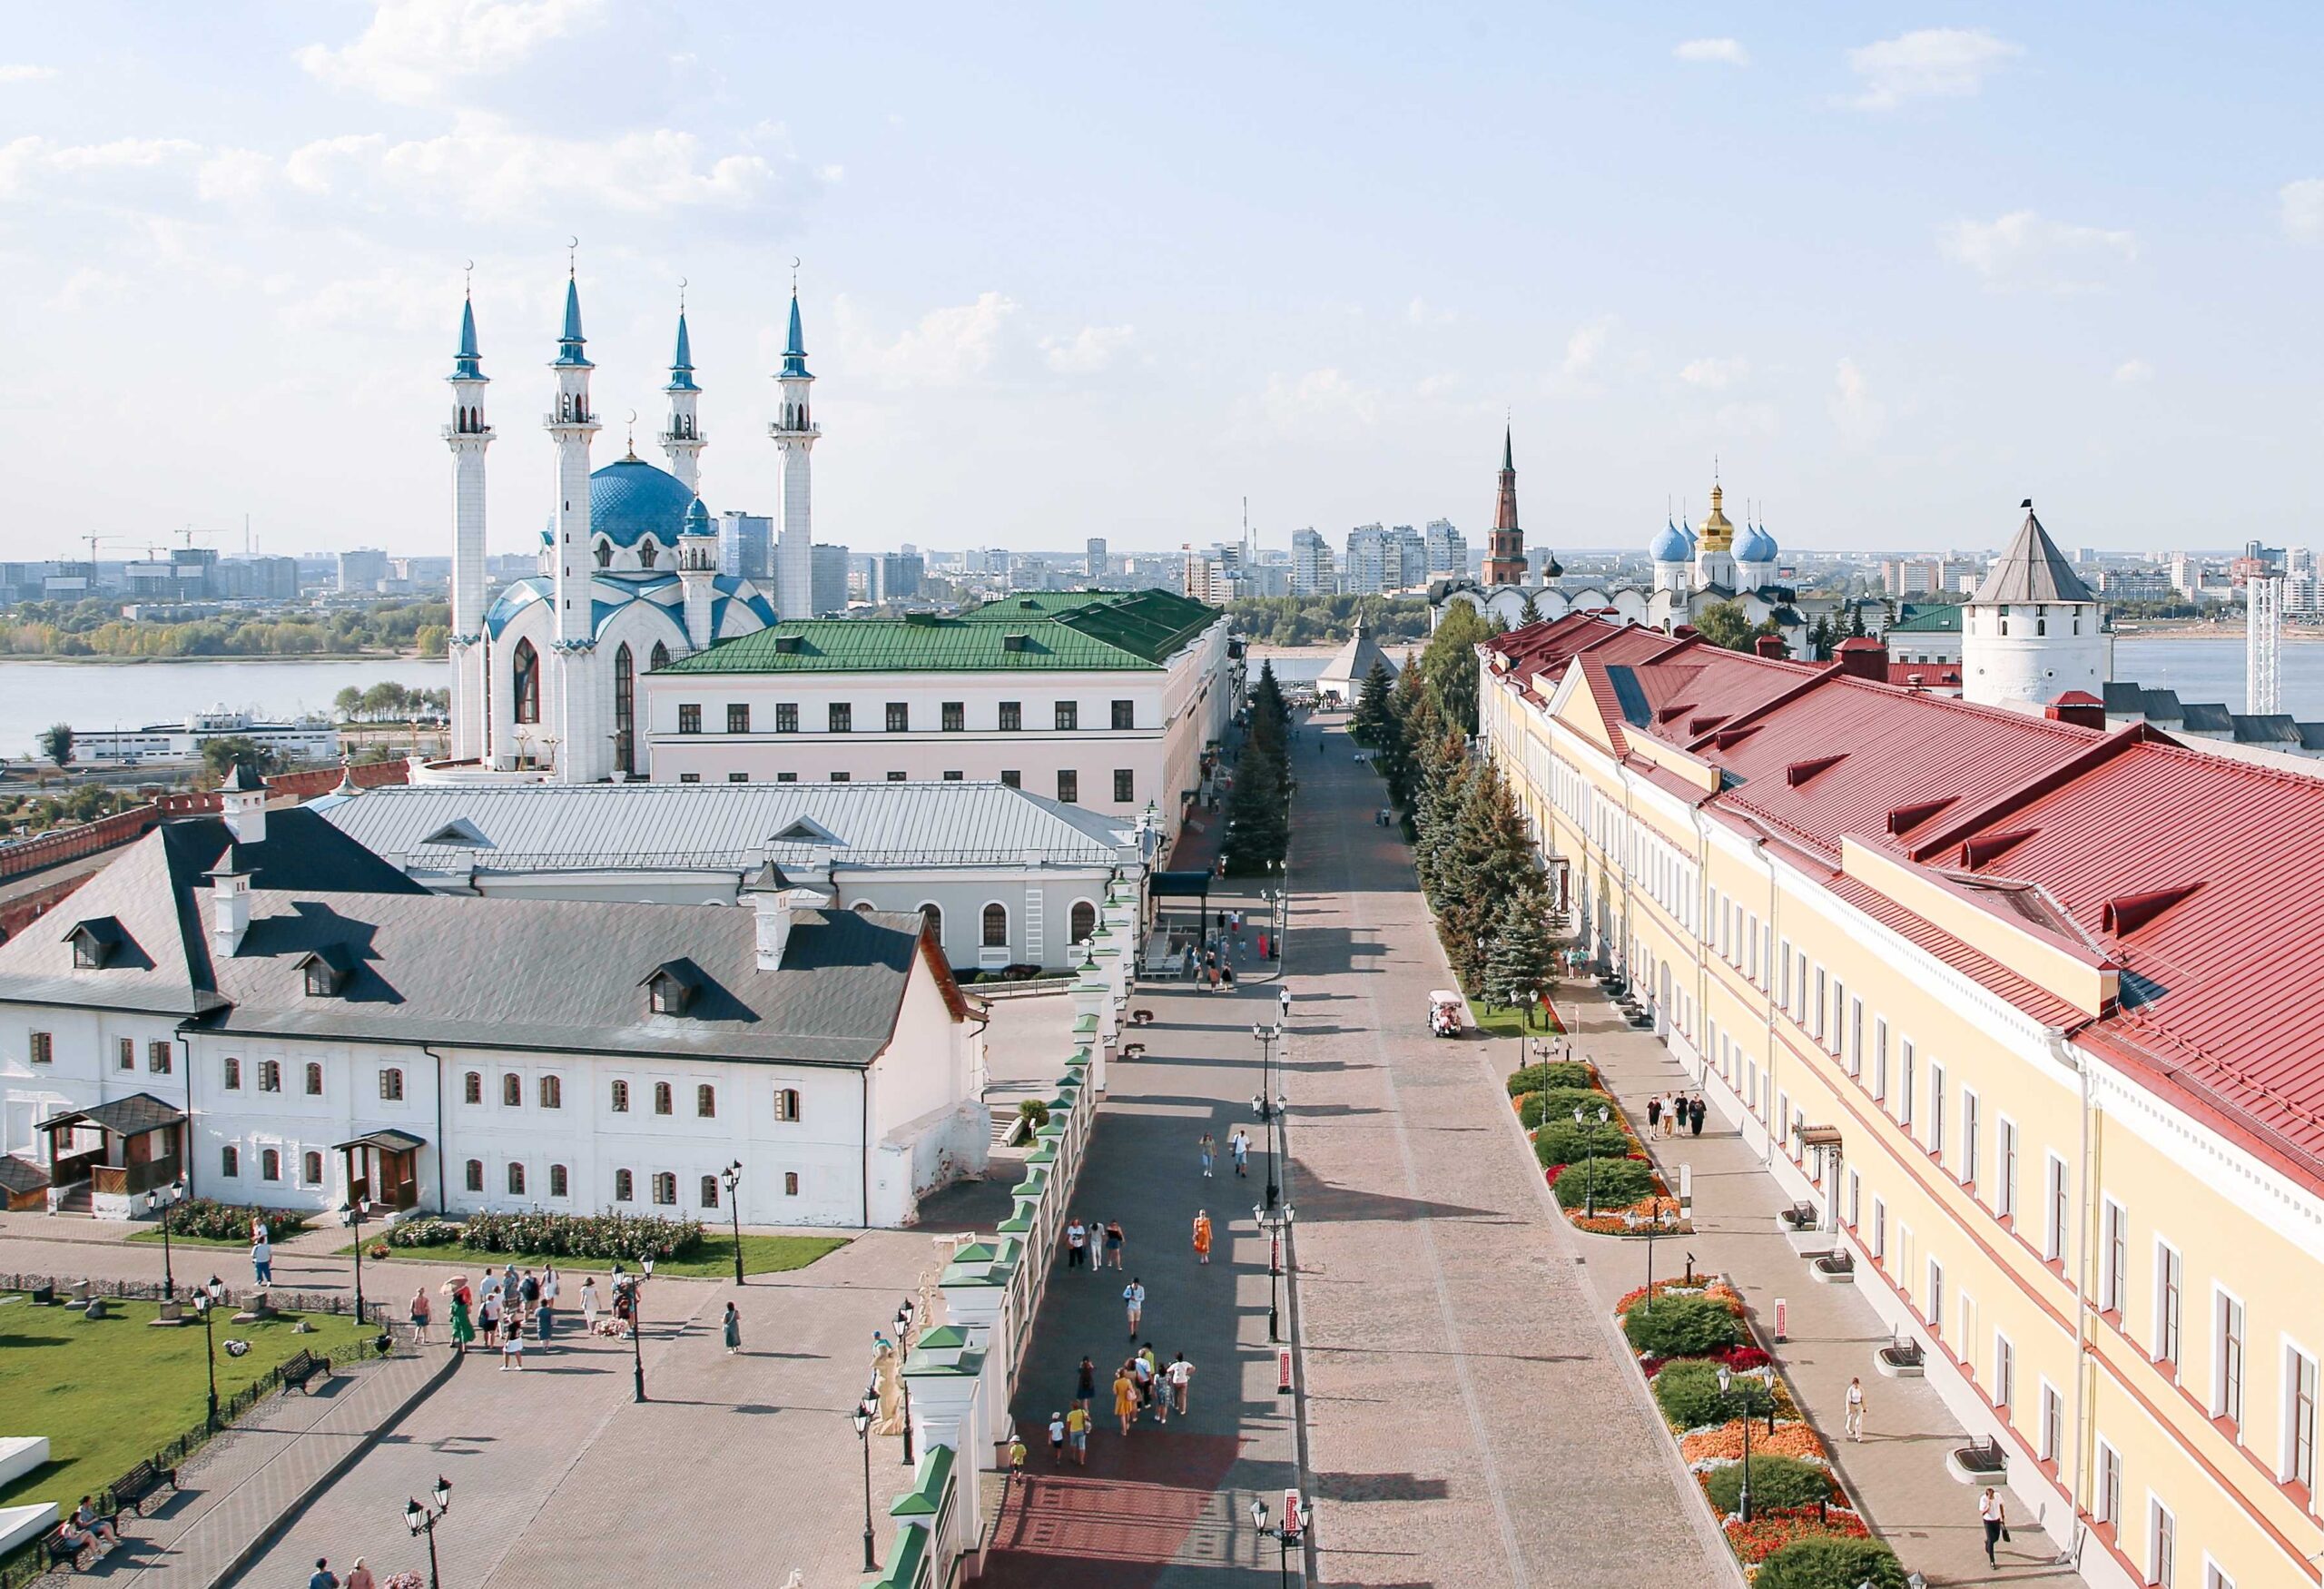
left=218, top=1144, right=325, bottom=1185
left=455, top=1162, right=802, bottom=1204
left=673, top=768, right=1136, bottom=804
left=30, top=1033, right=175, bottom=1071
left=675, top=700, right=1138, bottom=735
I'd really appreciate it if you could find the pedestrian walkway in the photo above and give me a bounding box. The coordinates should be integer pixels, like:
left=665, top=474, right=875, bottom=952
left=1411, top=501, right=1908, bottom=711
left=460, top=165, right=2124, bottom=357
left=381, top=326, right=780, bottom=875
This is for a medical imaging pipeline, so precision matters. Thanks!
left=1567, top=984, right=2084, bottom=1585
left=1283, top=712, right=1733, bottom=1588
left=980, top=970, right=1298, bottom=1588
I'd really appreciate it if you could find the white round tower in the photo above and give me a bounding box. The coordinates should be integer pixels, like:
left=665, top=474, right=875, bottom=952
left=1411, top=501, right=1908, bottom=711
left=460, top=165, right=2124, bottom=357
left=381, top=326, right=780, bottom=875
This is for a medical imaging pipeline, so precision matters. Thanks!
left=1962, top=499, right=2106, bottom=713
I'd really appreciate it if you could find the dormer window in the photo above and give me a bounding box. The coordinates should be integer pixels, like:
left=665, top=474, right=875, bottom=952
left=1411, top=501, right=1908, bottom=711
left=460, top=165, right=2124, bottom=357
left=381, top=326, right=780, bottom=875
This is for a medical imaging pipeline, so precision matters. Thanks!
left=65, top=917, right=125, bottom=969
left=637, top=539, right=658, bottom=569
left=595, top=540, right=613, bottom=568
left=298, top=944, right=357, bottom=997
left=641, top=960, right=702, bottom=1016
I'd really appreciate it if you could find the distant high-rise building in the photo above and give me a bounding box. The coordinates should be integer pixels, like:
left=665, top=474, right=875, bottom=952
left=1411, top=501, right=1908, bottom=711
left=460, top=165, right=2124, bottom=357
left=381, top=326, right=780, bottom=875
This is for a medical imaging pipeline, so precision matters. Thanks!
left=881, top=552, right=925, bottom=601
left=1292, top=528, right=1334, bottom=596
left=1423, top=518, right=1466, bottom=577
left=810, top=543, right=851, bottom=615
left=1085, top=538, right=1108, bottom=580
left=1343, top=525, right=1427, bottom=594
left=717, top=512, right=773, bottom=581
left=338, top=548, right=389, bottom=593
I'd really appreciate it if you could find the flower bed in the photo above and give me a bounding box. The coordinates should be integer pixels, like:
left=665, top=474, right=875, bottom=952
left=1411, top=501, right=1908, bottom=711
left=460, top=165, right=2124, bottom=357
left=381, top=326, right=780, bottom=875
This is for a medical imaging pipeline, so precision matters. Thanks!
left=1511, top=1058, right=1688, bottom=1234
left=385, top=1209, right=704, bottom=1261
left=1614, top=1273, right=1905, bottom=1581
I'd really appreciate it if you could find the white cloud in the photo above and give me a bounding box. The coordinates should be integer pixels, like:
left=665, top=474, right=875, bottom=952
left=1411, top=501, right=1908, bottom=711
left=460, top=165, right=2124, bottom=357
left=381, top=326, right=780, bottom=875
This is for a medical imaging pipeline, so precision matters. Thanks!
left=1561, top=314, right=1615, bottom=380
left=1715, top=401, right=1778, bottom=437
left=1675, top=38, right=1748, bottom=66
left=0, top=64, right=58, bottom=82
left=1040, top=323, right=1135, bottom=375
left=1829, top=358, right=1885, bottom=445
left=1679, top=355, right=1749, bottom=390
left=0, top=134, right=202, bottom=199
left=1406, top=296, right=1458, bottom=327
left=1252, top=368, right=1381, bottom=437
left=297, top=0, right=607, bottom=105
left=2280, top=178, right=2324, bottom=243
left=843, top=291, right=1020, bottom=387
left=1846, top=28, right=2020, bottom=110
left=1939, top=211, right=2135, bottom=291
left=2114, top=358, right=2154, bottom=384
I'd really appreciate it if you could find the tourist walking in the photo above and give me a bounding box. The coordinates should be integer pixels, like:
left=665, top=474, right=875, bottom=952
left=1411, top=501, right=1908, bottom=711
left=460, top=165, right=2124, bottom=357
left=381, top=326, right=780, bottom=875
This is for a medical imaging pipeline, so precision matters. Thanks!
left=1220, top=961, right=1236, bottom=992
left=1138, top=1346, right=1166, bottom=1424
left=1065, top=1404, right=1089, bottom=1466
left=1065, top=1217, right=1088, bottom=1268
left=1123, top=1277, right=1146, bottom=1337
left=1979, top=1488, right=2008, bottom=1564
left=1647, top=1096, right=1662, bottom=1133
left=408, top=1287, right=431, bottom=1345
left=1104, top=1219, right=1126, bottom=1269
left=343, top=1559, right=375, bottom=1589
left=1047, top=1411, right=1066, bottom=1465
left=537, top=1265, right=558, bottom=1340
left=499, top=1324, right=526, bottom=1370
left=519, top=1268, right=541, bottom=1328
left=580, top=1276, right=601, bottom=1333
left=1191, top=1209, right=1213, bottom=1265
left=1112, top=1365, right=1137, bottom=1435
left=1198, top=1133, right=1215, bottom=1178
left=1690, top=1095, right=1707, bottom=1136
left=723, top=1300, right=742, bottom=1355
left=478, top=1290, right=501, bottom=1348
left=1167, top=1352, right=1195, bottom=1416
left=250, top=1233, right=272, bottom=1287
left=448, top=1290, right=474, bottom=1352
left=1845, top=1377, right=1865, bottom=1441
left=1229, top=1128, right=1250, bottom=1177
left=1075, top=1355, right=1096, bottom=1412
left=309, top=1558, right=339, bottom=1589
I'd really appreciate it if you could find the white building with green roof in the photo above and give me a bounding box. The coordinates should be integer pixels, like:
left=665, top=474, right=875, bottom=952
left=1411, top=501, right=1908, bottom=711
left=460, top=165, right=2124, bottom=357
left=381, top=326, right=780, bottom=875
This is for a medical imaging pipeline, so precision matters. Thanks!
left=639, top=588, right=1233, bottom=843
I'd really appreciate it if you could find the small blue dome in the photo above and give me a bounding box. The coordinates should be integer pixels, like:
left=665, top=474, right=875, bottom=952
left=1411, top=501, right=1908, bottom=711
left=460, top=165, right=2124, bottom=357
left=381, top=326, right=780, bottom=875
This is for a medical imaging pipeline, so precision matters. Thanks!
left=586, top=457, right=696, bottom=548
left=1736, top=523, right=1778, bottom=563
left=680, top=496, right=715, bottom=537
left=1649, top=522, right=1693, bottom=562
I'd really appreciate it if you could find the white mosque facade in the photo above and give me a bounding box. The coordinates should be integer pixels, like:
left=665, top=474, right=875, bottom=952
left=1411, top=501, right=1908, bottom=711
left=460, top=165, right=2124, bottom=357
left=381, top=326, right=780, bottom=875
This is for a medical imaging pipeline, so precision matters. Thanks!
left=438, top=277, right=822, bottom=785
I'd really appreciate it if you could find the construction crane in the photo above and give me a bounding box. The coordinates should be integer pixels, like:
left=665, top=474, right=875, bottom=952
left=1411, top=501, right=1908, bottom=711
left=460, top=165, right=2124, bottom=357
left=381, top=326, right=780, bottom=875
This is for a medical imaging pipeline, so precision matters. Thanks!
left=173, top=523, right=219, bottom=549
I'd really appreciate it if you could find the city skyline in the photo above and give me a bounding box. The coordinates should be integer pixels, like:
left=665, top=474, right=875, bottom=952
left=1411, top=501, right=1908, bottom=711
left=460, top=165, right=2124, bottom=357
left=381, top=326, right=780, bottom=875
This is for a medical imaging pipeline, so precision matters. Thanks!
left=3, top=3, right=2320, bottom=560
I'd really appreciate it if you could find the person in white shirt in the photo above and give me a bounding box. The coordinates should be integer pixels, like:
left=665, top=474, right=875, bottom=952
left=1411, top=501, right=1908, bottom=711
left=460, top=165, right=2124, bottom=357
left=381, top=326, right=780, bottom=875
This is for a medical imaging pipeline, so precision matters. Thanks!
left=1979, top=1487, right=2007, bottom=1564
left=1845, top=1377, right=1865, bottom=1441
left=1166, top=1353, right=1195, bottom=1416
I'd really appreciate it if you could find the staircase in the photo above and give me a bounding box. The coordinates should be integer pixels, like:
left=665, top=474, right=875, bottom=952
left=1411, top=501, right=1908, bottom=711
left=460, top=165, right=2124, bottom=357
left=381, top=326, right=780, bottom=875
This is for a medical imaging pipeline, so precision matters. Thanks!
left=51, top=1181, right=93, bottom=1217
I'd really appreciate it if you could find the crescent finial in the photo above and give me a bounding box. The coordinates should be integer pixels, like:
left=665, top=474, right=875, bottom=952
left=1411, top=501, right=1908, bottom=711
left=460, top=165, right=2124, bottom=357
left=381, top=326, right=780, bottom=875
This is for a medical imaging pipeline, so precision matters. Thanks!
left=566, top=236, right=579, bottom=275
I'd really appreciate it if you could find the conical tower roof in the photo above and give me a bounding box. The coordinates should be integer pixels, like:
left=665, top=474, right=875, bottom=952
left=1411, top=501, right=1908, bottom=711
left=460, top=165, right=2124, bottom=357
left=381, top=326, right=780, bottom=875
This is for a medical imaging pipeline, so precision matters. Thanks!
left=1970, top=500, right=2094, bottom=605
left=1316, top=618, right=1399, bottom=699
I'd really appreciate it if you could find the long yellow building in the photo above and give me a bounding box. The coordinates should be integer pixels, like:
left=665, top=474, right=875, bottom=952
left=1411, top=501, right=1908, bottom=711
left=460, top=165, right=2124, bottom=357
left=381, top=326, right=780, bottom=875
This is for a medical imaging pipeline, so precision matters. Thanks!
left=1481, top=610, right=2323, bottom=1589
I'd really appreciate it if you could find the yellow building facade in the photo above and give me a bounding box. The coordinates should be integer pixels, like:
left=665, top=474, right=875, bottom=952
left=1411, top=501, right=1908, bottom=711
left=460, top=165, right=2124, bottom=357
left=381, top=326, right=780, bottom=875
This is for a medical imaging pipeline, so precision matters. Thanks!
left=1483, top=616, right=2324, bottom=1589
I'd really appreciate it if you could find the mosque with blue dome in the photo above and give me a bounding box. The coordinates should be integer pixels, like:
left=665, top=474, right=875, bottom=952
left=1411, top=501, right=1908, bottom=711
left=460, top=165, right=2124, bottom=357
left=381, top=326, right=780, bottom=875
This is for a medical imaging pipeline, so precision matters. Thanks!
left=438, top=271, right=816, bottom=783
left=1433, top=438, right=1855, bottom=656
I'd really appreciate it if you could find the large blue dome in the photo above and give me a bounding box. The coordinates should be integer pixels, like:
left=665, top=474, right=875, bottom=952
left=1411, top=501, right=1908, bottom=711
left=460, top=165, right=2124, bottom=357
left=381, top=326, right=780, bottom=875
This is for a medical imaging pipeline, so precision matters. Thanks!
left=1649, top=522, right=1693, bottom=562
left=587, top=457, right=696, bottom=548
left=1736, top=523, right=1778, bottom=563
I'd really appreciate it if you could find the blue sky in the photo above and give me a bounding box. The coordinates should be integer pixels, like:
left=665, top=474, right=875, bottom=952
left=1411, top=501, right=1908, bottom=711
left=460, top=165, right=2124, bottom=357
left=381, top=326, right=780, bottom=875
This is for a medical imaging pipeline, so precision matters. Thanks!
left=2, top=2, right=2319, bottom=560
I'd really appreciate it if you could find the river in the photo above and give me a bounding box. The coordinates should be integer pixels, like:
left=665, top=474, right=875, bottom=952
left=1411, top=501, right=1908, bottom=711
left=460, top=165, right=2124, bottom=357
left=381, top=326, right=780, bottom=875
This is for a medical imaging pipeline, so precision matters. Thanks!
left=0, top=656, right=449, bottom=761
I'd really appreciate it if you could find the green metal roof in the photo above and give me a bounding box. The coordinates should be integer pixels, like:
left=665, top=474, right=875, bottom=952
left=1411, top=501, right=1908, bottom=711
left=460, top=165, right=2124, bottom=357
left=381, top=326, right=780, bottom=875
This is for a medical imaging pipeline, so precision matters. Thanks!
left=862, top=1522, right=928, bottom=1588
left=889, top=1444, right=956, bottom=1517
left=658, top=587, right=1218, bottom=676
left=1888, top=604, right=1964, bottom=634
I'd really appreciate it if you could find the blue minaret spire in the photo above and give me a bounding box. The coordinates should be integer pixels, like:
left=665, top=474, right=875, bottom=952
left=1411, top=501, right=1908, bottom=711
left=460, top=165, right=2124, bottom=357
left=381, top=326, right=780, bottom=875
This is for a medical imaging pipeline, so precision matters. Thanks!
left=782, top=289, right=811, bottom=378
left=451, top=294, right=484, bottom=380
left=556, top=274, right=591, bottom=368
left=666, top=308, right=698, bottom=392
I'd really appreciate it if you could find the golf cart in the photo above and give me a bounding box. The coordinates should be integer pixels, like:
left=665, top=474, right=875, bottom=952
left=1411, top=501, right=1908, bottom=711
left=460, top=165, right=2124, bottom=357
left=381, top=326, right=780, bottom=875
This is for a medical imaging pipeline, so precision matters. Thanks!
left=1428, top=990, right=1465, bottom=1038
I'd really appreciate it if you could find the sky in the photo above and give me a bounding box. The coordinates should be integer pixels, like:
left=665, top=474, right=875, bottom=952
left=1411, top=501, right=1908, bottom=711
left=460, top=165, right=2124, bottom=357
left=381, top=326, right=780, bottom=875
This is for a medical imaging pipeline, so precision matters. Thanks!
left=2, top=2, right=2320, bottom=563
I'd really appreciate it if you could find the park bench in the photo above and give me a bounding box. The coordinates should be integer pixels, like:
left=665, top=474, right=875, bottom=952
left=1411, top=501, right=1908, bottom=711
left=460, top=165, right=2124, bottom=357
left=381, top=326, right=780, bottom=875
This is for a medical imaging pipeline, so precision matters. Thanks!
left=112, top=1458, right=176, bottom=1515
left=46, top=1528, right=94, bottom=1571
left=279, top=1349, right=331, bottom=1395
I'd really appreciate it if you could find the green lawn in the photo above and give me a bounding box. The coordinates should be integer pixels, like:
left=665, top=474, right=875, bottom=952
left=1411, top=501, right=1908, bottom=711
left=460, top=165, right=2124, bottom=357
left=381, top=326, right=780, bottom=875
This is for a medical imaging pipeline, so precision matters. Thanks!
left=0, top=1294, right=376, bottom=1518
left=335, top=1231, right=847, bottom=1280
left=1466, top=996, right=1565, bottom=1042
left=125, top=1229, right=265, bottom=1250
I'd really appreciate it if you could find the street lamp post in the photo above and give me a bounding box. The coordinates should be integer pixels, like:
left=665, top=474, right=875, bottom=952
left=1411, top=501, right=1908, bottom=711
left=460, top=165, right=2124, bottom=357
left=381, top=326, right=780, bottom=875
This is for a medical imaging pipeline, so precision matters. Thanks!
left=1717, top=1365, right=1754, bottom=1524
left=194, top=1275, right=227, bottom=1428
left=343, top=1196, right=373, bottom=1324
left=892, top=1298, right=917, bottom=1465
left=853, top=1392, right=880, bottom=1571
left=612, top=1257, right=655, bottom=1402
left=721, top=1161, right=744, bottom=1286
left=1571, top=1103, right=1610, bottom=1219
left=1254, top=1201, right=1296, bottom=1343
left=1250, top=1495, right=1305, bottom=1588
left=401, top=1476, right=453, bottom=1589
left=151, top=1176, right=188, bottom=1301
left=1252, top=1022, right=1284, bottom=1209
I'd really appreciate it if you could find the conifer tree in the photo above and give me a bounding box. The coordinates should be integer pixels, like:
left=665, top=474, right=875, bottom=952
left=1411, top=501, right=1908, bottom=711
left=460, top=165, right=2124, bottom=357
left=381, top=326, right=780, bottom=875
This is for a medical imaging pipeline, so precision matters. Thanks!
left=1483, top=892, right=1558, bottom=1020
left=1350, top=658, right=1395, bottom=748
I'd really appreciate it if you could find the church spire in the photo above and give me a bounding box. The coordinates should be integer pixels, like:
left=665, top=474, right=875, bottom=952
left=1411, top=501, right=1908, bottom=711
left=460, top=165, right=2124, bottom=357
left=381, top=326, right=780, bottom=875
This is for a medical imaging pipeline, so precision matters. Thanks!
left=1482, top=424, right=1527, bottom=585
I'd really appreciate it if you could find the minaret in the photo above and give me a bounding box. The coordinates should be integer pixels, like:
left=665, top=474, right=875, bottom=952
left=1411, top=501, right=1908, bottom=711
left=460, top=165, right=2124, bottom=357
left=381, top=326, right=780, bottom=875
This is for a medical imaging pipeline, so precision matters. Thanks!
left=769, top=286, right=818, bottom=622
left=546, top=267, right=602, bottom=782
left=661, top=299, right=706, bottom=492
left=678, top=496, right=718, bottom=653
left=444, top=289, right=494, bottom=763
left=1482, top=425, right=1527, bottom=585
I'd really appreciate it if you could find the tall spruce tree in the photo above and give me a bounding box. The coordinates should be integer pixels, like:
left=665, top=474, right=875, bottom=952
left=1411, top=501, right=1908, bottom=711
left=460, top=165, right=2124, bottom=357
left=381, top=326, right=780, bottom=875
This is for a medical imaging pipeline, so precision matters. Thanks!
left=1350, top=658, right=1395, bottom=748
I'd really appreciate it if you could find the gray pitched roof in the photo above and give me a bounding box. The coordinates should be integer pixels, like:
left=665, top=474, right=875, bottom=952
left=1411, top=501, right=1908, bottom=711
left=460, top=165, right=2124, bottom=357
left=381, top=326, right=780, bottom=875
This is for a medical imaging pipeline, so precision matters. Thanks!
left=39, top=1092, right=185, bottom=1136
left=1316, top=622, right=1398, bottom=693
left=1970, top=504, right=2096, bottom=606
left=2179, top=702, right=2234, bottom=732
left=317, top=781, right=1140, bottom=874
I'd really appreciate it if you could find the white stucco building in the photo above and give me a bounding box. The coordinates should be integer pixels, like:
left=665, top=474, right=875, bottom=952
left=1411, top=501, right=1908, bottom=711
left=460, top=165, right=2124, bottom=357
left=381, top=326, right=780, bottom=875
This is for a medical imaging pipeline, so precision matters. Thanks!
left=0, top=775, right=986, bottom=1229
left=1960, top=501, right=2109, bottom=713
left=640, top=589, right=1235, bottom=845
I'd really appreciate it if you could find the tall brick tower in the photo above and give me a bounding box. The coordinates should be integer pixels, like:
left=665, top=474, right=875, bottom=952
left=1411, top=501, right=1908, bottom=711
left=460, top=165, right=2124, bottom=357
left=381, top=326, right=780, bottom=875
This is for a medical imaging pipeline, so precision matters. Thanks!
left=1482, top=424, right=1527, bottom=585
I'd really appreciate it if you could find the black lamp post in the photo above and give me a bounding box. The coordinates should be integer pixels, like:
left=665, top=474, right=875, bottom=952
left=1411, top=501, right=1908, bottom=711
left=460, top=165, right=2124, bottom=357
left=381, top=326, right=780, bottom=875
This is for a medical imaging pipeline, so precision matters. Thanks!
left=892, top=1298, right=917, bottom=1464
left=1250, top=1495, right=1303, bottom=1588
left=612, top=1257, right=654, bottom=1402
left=1571, top=1103, right=1611, bottom=1219
left=721, top=1161, right=743, bottom=1286
left=1254, top=1201, right=1296, bottom=1343
left=1717, top=1365, right=1754, bottom=1523
left=401, top=1476, right=452, bottom=1589
left=343, top=1196, right=373, bottom=1324
left=853, top=1391, right=880, bottom=1571
left=194, top=1275, right=227, bottom=1428
left=152, top=1176, right=187, bottom=1302
left=1252, top=1022, right=1284, bottom=1209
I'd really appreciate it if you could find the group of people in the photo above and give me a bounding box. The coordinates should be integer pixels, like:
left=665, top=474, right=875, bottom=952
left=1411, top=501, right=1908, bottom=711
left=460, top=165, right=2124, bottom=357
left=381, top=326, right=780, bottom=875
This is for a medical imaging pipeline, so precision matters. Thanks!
left=1194, top=1129, right=1251, bottom=1179
left=1060, top=1216, right=1128, bottom=1270
left=419, top=1264, right=579, bottom=1365
left=1645, top=1091, right=1707, bottom=1138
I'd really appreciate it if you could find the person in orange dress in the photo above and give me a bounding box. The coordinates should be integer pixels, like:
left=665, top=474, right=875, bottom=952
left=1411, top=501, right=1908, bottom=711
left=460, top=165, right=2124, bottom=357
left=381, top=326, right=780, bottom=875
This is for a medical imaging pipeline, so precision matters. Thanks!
left=1191, top=1209, right=1213, bottom=1265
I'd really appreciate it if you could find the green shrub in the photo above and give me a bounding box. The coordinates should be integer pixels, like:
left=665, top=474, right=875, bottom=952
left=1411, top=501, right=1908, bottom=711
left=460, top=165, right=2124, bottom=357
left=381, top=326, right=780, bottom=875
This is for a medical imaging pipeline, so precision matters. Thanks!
left=1620, top=1293, right=1743, bottom=1357
left=1532, top=1117, right=1642, bottom=1166
left=1506, top=1061, right=1593, bottom=1095
left=386, top=1210, right=704, bottom=1260
left=1702, top=1455, right=1837, bottom=1516
left=1750, top=1535, right=1905, bottom=1589
left=1552, top=1157, right=1658, bottom=1210
left=1517, top=1087, right=1616, bottom=1130
left=1650, top=1358, right=1776, bottom=1426
left=166, top=1198, right=311, bottom=1241
left=1017, top=1098, right=1051, bottom=1130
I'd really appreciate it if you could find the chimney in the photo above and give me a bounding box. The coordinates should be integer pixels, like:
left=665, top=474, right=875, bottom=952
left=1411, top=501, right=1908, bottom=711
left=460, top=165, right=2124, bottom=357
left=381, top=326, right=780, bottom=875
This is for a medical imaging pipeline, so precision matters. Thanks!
left=2044, top=691, right=2106, bottom=731
left=745, top=860, right=830, bottom=971
left=217, top=761, right=268, bottom=844
left=207, top=844, right=253, bottom=958
left=1834, top=636, right=1888, bottom=682
left=1671, top=624, right=1699, bottom=640
left=1753, top=634, right=1787, bottom=659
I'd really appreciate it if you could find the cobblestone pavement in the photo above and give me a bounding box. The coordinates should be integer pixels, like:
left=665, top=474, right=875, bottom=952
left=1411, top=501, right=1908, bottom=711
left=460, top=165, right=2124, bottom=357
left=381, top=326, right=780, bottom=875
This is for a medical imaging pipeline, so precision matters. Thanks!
left=1285, top=713, right=1735, bottom=1589
left=1569, top=987, right=2086, bottom=1587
